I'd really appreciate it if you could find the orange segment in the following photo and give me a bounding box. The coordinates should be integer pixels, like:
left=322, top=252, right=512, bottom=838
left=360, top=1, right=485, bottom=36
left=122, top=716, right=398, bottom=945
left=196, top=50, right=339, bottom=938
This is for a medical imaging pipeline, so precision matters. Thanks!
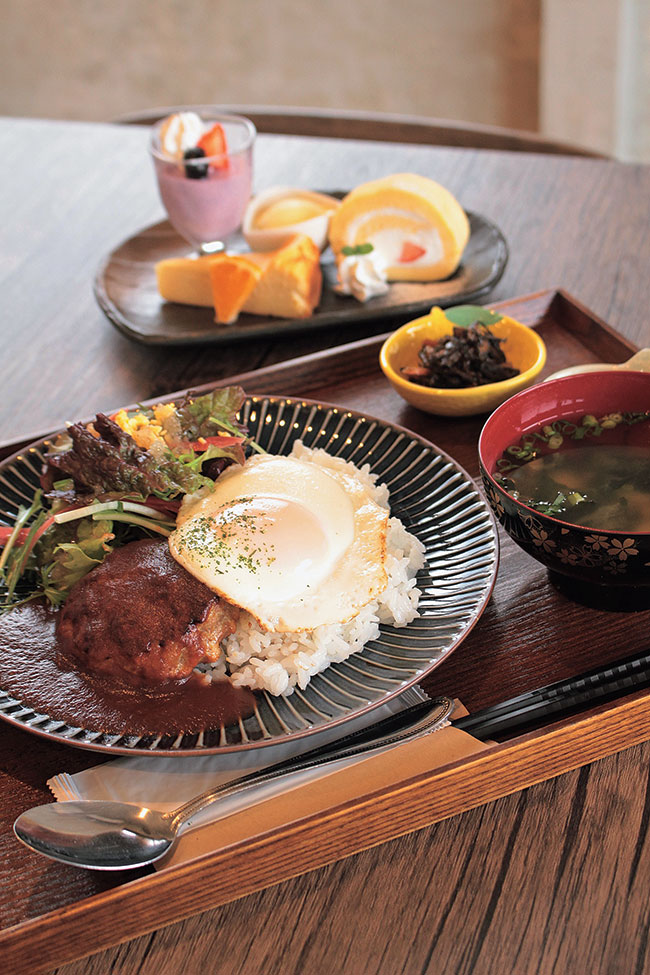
left=209, top=256, right=263, bottom=324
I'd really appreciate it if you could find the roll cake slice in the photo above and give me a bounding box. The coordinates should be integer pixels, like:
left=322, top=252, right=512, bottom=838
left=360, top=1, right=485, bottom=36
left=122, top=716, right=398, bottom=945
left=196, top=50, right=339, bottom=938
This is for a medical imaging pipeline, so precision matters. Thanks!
left=328, top=173, right=470, bottom=282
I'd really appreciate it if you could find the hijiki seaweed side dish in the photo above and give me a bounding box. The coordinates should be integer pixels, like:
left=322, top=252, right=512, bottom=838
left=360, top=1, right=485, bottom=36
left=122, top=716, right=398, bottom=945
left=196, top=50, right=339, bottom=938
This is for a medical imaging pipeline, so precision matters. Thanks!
left=402, top=322, right=519, bottom=389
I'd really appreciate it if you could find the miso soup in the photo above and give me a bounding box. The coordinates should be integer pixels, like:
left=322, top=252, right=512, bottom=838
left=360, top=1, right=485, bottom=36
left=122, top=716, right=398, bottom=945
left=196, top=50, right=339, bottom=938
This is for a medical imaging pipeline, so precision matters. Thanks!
left=496, top=412, right=650, bottom=533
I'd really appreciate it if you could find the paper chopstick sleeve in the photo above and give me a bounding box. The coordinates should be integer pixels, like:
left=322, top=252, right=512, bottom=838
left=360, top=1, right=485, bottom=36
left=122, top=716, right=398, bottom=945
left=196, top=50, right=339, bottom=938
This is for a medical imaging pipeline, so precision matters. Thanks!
left=157, top=724, right=488, bottom=870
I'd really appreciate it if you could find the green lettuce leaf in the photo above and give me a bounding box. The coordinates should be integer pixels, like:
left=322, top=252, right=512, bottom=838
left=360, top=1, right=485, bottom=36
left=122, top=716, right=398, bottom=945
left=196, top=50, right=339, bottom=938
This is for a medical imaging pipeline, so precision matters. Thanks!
left=39, top=517, right=115, bottom=606
left=174, top=387, right=248, bottom=441
left=45, top=387, right=250, bottom=501
left=179, top=440, right=247, bottom=474
left=47, top=414, right=214, bottom=500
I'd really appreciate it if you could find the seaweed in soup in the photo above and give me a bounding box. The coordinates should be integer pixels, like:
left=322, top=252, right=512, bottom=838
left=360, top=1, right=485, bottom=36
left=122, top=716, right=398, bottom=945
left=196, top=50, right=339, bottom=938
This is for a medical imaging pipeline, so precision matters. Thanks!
left=495, top=411, right=650, bottom=532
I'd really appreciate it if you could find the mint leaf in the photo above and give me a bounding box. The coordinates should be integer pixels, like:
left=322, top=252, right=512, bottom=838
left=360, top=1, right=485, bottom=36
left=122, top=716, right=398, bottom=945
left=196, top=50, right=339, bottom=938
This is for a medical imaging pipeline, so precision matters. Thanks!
left=341, top=243, right=374, bottom=256
left=444, top=305, right=503, bottom=328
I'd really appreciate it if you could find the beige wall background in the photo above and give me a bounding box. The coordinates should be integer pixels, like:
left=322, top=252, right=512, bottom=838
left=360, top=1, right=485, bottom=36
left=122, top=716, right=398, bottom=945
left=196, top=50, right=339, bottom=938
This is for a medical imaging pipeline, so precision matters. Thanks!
left=541, top=0, right=650, bottom=162
left=1, top=0, right=648, bottom=161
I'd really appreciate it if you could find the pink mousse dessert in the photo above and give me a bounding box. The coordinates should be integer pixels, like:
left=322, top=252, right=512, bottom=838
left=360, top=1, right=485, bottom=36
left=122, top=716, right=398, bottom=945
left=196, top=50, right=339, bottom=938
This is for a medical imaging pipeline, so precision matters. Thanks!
left=150, top=111, right=256, bottom=251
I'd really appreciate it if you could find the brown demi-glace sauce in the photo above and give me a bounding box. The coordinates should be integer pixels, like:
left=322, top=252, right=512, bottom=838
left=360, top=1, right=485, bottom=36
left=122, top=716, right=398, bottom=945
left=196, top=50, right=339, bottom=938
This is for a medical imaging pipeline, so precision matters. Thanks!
left=0, top=600, right=256, bottom=737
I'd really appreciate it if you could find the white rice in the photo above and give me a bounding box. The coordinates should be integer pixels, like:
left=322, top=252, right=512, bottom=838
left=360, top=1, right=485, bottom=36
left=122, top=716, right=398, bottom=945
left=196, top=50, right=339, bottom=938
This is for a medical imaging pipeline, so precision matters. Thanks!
left=220, top=442, right=425, bottom=696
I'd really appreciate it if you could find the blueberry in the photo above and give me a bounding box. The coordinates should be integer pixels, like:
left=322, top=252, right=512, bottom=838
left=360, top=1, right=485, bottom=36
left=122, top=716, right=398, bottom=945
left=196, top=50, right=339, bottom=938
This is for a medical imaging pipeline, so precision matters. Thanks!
left=183, top=147, right=208, bottom=179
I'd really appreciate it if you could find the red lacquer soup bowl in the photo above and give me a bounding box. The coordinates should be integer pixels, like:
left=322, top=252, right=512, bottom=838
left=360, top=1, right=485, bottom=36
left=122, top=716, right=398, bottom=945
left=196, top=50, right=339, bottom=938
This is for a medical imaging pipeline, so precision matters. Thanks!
left=478, top=371, right=650, bottom=611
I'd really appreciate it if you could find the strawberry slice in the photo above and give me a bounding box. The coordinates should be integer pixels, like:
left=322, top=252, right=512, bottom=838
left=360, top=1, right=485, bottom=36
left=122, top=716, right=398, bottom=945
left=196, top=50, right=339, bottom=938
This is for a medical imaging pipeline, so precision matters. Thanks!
left=399, top=241, right=426, bottom=263
left=197, top=123, right=229, bottom=169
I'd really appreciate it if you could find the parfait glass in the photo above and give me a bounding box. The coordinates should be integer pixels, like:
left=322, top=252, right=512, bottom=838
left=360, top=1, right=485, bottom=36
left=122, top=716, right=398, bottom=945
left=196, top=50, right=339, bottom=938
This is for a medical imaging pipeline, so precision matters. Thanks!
left=150, top=111, right=256, bottom=255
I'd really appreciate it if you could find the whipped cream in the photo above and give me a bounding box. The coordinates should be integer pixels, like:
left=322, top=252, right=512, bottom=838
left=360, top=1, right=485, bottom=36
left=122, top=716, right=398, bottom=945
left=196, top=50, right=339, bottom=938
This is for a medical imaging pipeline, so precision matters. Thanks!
left=159, top=111, right=205, bottom=160
left=335, top=250, right=389, bottom=303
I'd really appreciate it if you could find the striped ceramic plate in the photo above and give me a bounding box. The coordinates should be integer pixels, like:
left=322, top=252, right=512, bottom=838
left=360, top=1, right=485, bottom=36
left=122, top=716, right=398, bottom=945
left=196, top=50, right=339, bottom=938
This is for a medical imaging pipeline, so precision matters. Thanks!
left=0, top=396, right=498, bottom=755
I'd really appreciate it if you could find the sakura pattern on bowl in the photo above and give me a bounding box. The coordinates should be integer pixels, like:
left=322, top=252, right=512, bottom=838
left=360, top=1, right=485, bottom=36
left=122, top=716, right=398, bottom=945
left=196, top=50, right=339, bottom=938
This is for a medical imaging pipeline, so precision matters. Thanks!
left=478, top=370, right=650, bottom=612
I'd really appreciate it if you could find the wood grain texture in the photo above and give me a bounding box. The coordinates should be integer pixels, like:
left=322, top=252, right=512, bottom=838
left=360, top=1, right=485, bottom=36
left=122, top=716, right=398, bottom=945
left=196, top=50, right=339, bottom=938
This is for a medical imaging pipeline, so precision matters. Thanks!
left=0, top=117, right=649, bottom=974
left=1, top=289, right=649, bottom=974
left=45, top=736, right=650, bottom=975
left=8, top=688, right=650, bottom=975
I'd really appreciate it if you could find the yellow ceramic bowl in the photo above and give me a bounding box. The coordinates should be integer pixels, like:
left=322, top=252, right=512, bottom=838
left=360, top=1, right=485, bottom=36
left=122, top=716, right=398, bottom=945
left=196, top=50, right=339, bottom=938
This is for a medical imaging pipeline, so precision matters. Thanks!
left=379, top=306, right=547, bottom=417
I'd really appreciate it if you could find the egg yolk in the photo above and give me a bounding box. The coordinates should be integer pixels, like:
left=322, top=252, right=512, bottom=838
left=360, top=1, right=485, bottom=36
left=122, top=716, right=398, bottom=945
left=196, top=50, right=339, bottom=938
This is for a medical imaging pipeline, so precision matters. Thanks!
left=172, top=495, right=334, bottom=604
left=168, top=452, right=389, bottom=632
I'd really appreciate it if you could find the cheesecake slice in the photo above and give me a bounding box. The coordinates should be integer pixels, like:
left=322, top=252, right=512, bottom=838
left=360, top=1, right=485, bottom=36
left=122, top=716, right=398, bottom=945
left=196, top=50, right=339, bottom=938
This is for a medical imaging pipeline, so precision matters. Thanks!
left=155, top=255, right=215, bottom=307
left=155, top=234, right=322, bottom=322
left=239, top=234, right=322, bottom=320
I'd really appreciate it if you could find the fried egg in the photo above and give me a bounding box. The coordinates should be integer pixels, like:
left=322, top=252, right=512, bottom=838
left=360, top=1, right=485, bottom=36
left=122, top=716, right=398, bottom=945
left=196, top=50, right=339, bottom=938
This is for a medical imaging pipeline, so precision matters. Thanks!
left=168, top=453, right=389, bottom=632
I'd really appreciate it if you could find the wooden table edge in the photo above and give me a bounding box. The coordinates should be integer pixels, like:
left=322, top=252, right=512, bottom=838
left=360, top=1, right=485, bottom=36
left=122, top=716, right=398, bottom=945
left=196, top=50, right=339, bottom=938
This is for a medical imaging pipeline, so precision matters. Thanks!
left=0, top=287, right=566, bottom=462
left=4, top=684, right=650, bottom=975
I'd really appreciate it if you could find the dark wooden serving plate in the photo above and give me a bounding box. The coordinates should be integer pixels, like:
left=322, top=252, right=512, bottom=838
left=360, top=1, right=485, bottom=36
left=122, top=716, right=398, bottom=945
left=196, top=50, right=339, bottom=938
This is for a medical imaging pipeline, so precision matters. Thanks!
left=1, top=289, right=649, bottom=975
left=93, top=210, right=508, bottom=345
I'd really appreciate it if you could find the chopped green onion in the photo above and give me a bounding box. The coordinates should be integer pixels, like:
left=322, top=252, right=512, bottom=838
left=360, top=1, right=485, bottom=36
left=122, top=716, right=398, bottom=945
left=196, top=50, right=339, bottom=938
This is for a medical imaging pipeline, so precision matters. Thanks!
left=0, top=491, right=43, bottom=574
left=54, top=500, right=175, bottom=525
left=95, top=512, right=172, bottom=536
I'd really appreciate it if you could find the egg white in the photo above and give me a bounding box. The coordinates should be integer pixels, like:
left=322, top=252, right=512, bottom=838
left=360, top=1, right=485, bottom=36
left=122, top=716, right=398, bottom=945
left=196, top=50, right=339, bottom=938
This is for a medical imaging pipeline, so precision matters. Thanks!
left=168, top=453, right=389, bottom=632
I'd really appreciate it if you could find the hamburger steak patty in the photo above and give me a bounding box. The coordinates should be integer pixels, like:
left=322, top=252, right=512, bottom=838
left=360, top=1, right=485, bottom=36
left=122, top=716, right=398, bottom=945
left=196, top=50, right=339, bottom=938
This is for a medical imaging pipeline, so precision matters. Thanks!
left=57, top=538, right=239, bottom=686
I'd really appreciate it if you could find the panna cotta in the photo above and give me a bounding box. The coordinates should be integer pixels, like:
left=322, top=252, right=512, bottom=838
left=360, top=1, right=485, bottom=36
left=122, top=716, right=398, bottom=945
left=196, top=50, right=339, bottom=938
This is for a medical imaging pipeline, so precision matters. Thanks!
left=150, top=111, right=256, bottom=251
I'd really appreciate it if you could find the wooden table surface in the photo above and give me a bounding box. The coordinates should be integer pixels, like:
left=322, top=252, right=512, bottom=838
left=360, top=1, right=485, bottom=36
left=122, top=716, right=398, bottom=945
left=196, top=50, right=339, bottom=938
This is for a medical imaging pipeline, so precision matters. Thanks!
left=1, top=115, right=650, bottom=975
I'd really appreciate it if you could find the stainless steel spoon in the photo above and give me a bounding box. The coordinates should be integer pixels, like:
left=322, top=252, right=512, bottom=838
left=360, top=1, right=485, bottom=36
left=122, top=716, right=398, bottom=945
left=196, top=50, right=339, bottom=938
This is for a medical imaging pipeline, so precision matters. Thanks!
left=544, top=347, right=650, bottom=381
left=14, top=696, right=454, bottom=871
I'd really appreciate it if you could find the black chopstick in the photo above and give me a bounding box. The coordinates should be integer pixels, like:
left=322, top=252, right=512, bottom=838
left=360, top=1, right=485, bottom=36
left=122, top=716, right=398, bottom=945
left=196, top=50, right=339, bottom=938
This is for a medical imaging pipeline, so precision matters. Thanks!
left=272, top=648, right=650, bottom=767
left=454, top=648, right=650, bottom=741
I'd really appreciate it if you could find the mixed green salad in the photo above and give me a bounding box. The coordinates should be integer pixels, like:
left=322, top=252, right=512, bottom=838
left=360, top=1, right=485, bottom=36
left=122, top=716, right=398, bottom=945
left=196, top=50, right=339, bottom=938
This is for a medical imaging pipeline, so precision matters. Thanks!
left=0, top=385, right=261, bottom=611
